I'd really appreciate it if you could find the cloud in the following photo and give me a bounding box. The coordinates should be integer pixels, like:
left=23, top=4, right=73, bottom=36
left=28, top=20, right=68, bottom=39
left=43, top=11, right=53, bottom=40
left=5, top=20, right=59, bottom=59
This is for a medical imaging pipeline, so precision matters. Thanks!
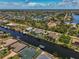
left=27, top=2, right=43, bottom=6
left=58, top=0, right=79, bottom=6
left=0, top=0, right=79, bottom=9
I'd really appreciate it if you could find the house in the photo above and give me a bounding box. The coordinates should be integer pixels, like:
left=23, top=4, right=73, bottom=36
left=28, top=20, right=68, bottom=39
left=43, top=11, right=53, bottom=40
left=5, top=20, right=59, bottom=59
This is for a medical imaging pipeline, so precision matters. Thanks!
left=33, top=28, right=45, bottom=34
left=71, top=23, right=77, bottom=28
left=26, top=27, right=33, bottom=32
left=72, top=42, right=79, bottom=47
left=72, top=37, right=79, bottom=43
left=11, top=42, right=26, bottom=52
left=65, top=22, right=77, bottom=29
left=7, top=23, right=18, bottom=27
left=37, top=54, right=50, bottom=59
left=13, top=15, right=25, bottom=20
left=0, top=20, right=8, bottom=24
left=3, top=39, right=18, bottom=47
left=48, top=32, right=61, bottom=40
left=72, top=37, right=79, bottom=47
left=47, top=21, right=57, bottom=28
left=36, top=52, right=53, bottom=59
left=77, top=34, right=79, bottom=37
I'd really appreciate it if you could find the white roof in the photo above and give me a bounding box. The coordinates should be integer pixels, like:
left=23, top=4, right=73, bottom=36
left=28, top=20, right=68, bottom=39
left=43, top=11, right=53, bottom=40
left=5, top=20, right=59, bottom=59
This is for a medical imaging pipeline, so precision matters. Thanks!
left=33, top=28, right=45, bottom=33
left=7, top=23, right=18, bottom=26
left=26, top=27, right=33, bottom=30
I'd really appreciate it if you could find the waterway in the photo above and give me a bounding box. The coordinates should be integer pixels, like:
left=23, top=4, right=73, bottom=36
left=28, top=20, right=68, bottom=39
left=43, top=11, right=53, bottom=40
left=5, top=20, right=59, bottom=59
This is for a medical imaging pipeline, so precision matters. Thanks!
left=72, top=14, right=79, bottom=24
left=0, top=26, right=79, bottom=59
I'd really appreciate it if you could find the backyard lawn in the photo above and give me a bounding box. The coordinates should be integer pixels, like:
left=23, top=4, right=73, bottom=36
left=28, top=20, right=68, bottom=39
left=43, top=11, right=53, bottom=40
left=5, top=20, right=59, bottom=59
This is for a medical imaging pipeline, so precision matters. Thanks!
left=59, top=34, right=71, bottom=44
left=8, top=55, right=20, bottom=59
left=0, top=48, right=10, bottom=59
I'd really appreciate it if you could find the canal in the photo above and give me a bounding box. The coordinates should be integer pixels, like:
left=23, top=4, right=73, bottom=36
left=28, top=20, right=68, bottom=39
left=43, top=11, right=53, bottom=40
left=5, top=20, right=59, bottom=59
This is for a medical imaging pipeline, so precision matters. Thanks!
left=0, top=26, right=79, bottom=59
left=72, top=14, right=79, bottom=24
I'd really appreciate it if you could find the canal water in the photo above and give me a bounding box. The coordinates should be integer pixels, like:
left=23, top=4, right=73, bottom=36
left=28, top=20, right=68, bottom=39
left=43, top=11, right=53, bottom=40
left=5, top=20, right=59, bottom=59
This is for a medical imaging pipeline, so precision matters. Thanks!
left=0, top=26, right=79, bottom=59
left=72, top=14, right=79, bottom=24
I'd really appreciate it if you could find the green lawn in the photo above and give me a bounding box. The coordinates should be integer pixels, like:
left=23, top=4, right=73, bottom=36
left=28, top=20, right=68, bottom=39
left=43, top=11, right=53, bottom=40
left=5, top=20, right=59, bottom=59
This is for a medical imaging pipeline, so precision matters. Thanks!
left=0, top=48, right=10, bottom=59
left=33, top=48, right=42, bottom=59
left=8, top=55, right=20, bottom=59
left=59, top=34, right=71, bottom=44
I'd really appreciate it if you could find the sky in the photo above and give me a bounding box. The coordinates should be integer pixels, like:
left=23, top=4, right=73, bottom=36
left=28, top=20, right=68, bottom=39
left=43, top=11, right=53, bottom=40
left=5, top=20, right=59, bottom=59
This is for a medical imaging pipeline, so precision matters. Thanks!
left=0, top=0, right=79, bottom=9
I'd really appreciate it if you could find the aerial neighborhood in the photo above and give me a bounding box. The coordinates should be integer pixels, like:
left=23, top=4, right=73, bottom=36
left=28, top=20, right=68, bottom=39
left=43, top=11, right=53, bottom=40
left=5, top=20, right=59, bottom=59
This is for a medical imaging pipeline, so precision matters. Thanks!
left=0, top=10, right=79, bottom=59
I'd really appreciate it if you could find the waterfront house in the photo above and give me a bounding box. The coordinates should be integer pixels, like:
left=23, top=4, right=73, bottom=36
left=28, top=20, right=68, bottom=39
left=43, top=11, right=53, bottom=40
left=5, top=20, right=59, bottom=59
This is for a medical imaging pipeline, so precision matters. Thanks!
left=48, top=32, right=60, bottom=40
left=36, top=52, right=52, bottom=59
left=33, top=28, right=45, bottom=34
left=11, top=42, right=26, bottom=52
left=3, top=39, right=18, bottom=47
left=26, top=27, right=33, bottom=32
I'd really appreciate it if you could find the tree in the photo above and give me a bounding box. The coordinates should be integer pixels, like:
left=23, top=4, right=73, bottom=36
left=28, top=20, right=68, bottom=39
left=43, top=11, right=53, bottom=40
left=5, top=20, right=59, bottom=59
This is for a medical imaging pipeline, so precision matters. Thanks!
left=59, top=34, right=71, bottom=44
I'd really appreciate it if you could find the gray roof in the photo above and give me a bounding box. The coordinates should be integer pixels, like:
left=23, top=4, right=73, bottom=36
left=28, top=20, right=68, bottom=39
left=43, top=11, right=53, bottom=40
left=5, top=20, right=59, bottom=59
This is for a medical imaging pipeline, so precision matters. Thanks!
left=37, top=54, right=51, bottom=59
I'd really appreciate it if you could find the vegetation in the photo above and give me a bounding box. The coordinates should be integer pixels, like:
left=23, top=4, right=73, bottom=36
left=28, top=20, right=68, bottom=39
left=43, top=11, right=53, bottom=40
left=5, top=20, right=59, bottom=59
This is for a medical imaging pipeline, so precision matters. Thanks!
left=8, top=55, right=20, bottom=59
left=59, top=34, right=71, bottom=44
left=0, top=11, right=79, bottom=53
left=0, top=48, right=10, bottom=59
left=33, top=48, right=42, bottom=59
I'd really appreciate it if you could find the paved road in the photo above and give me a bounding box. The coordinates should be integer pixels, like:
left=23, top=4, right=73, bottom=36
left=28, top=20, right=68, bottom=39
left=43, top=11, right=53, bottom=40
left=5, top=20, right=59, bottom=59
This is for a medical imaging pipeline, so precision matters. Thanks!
left=0, top=26, right=79, bottom=59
